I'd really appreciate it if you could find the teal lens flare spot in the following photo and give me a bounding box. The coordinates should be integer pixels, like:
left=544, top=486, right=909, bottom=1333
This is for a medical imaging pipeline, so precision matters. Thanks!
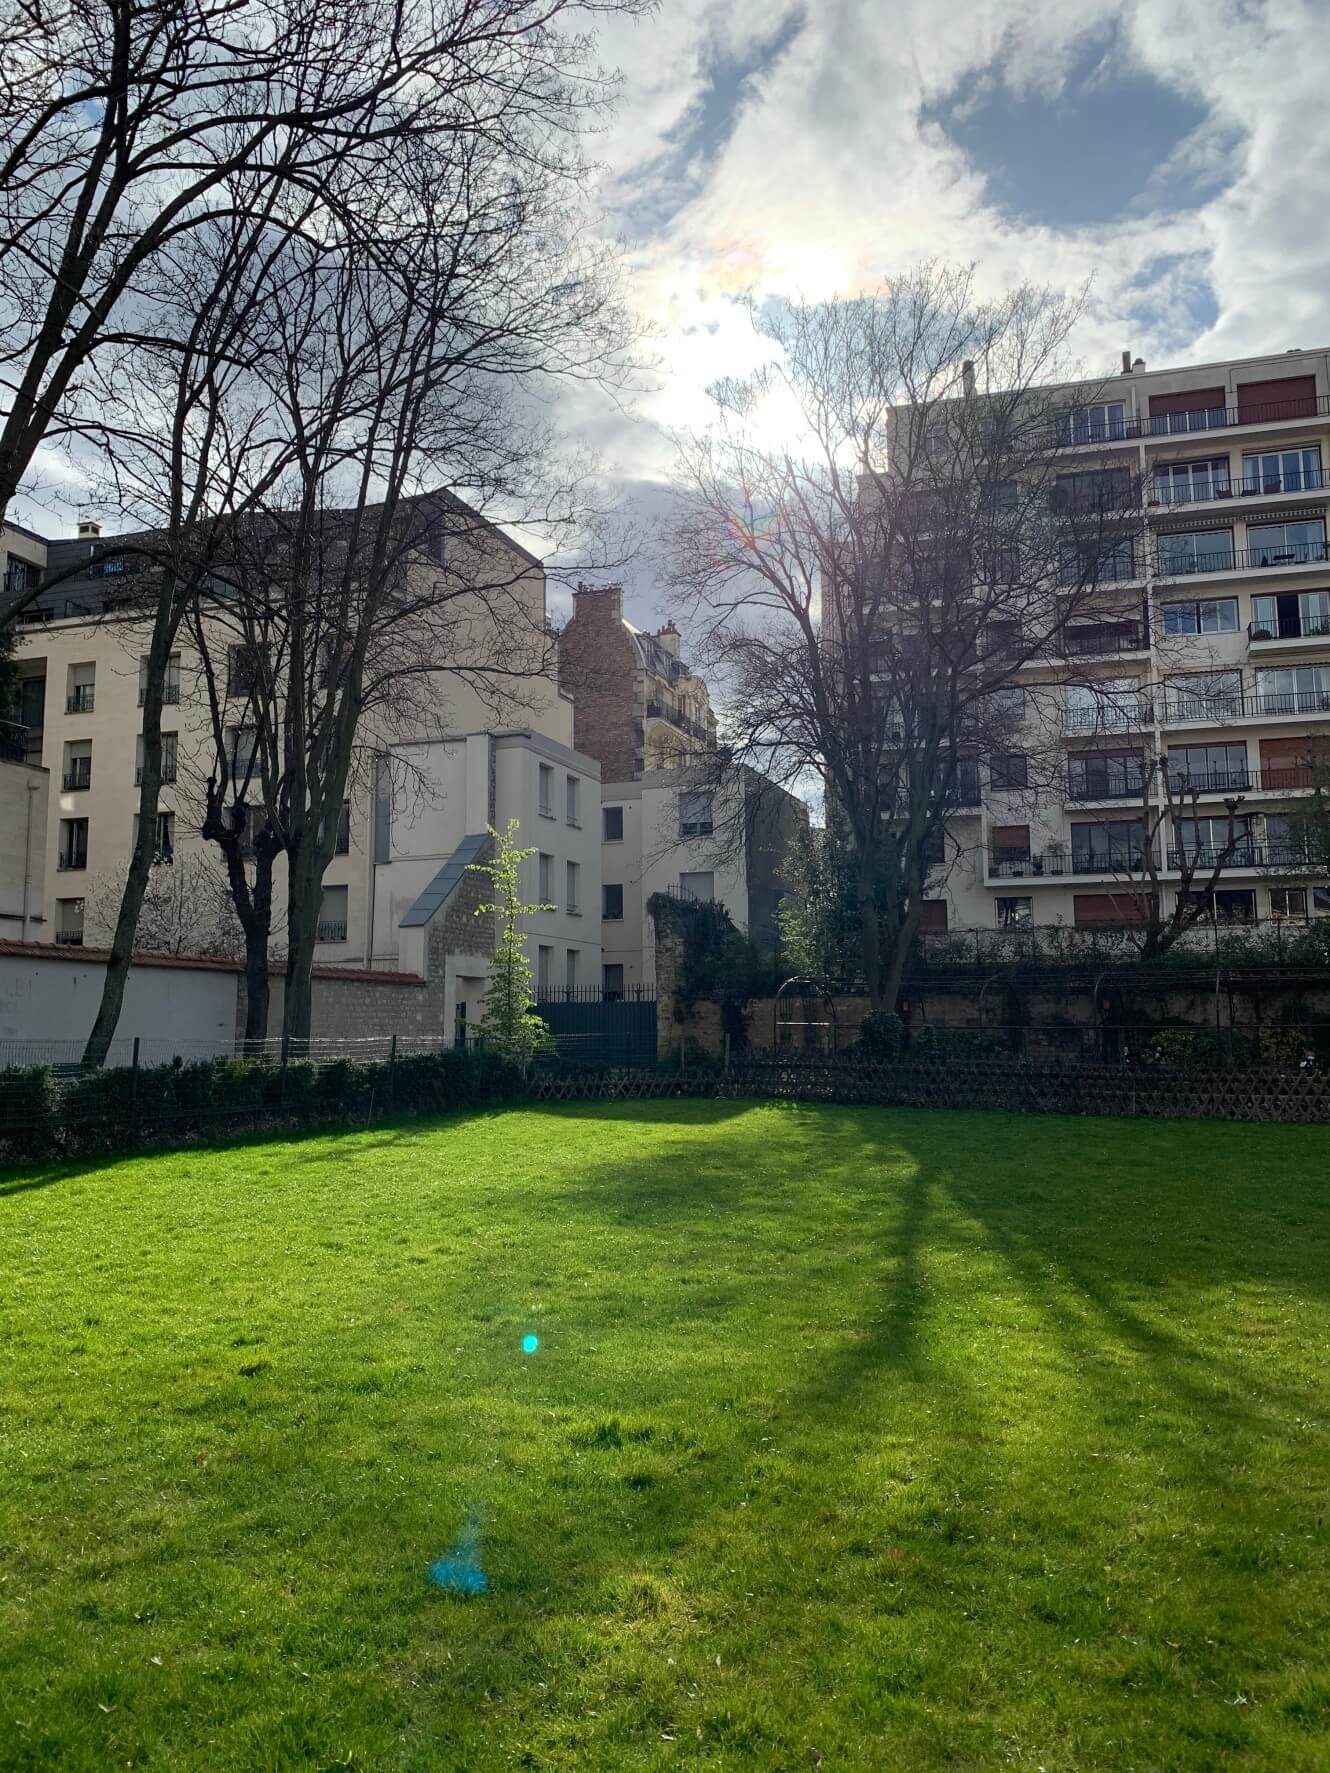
left=522, top=1334, right=539, bottom=1354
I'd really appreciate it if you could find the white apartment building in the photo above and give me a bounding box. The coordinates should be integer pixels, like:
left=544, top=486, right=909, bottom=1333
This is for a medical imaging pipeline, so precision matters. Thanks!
left=912, top=348, right=1330, bottom=933
left=1, top=508, right=600, bottom=1017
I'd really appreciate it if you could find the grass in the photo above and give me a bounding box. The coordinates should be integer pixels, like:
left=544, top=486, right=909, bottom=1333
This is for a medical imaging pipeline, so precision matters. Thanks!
left=2, top=1100, right=1330, bottom=1771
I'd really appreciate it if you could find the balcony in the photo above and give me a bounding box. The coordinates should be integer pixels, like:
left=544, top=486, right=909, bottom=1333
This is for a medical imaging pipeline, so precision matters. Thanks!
left=1168, top=767, right=1322, bottom=796
left=62, top=767, right=91, bottom=791
left=65, top=687, right=95, bottom=714
left=1166, top=843, right=1316, bottom=871
left=1052, top=393, right=1330, bottom=449
left=645, top=700, right=711, bottom=743
left=54, top=929, right=84, bottom=946
left=988, top=846, right=1157, bottom=880
left=1155, top=539, right=1329, bottom=579
left=316, top=919, right=348, bottom=943
left=1060, top=622, right=1148, bottom=659
left=1248, top=615, right=1330, bottom=644
left=57, top=849, right=88, bottom=871
left=1152, top=467, right=1329, bottom=509
left=1066, top=774, right=1145, bottom=802
left=0, top=721, right=28, bottom=764
left=138, top=681, right=181, bottom=707
left=1163, top=689, right=1330, bottom=727
left=135, top=762, right=178, bottom=784
left=1063, top=701, right=1154, bottom=737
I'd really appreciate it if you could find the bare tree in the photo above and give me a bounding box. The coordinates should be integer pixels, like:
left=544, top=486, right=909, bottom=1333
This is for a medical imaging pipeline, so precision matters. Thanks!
left=0, top=0, right=645, bottom=604
left=86, top=850, right=243, bottom=957
left=667, top=266, right=1141, bottom=1010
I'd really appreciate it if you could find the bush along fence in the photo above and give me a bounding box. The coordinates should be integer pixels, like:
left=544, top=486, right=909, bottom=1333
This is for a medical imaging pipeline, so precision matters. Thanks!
left=5, top=1036, right=1330, bottom=1167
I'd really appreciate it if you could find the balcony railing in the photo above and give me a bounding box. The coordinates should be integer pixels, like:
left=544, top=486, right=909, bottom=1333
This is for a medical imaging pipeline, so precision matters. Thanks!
left=0, top=721, right=28, bottom=764
left=62, top=767, right=91, bottom=791
left=1153, top=467, right=1329, bottom=507
left=138, top=680, right=181, bottom=707
left=1248, top=615, right=1330, bottom=642
left=1155, top=539, right=1329, bottom=578
left=65, top=687, right=95, bottom=713
left=316, top=919, right=348, bottom=942
left=57, top=849, right=88, bottom=871
left=135, top=762, right=177, bottom=784
left=1064, top=702, right=1154, bottom=735
left=1067, top=774, right=1146, bottom=801
left=1166, top=843, right=1317, bottom=871
left=1163, top=689, right=1330, bottom=725
left=645, top=700, right=710, bottom=742
left=54, top=929, right=84, bottom=946
left=1052, top=393, right=1330, bottom=447
left=989, top=847, right=1158, bottom=879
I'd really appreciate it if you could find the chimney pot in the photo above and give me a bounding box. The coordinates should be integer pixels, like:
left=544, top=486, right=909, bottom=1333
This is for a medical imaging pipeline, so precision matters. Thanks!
left=961, top=359, right=976, bottom=397
left=1121, top=350, right=1132, bottom=375
left=1133, top=357, right=1146, bottom=371
left=77, top=515, right=100, bottom=539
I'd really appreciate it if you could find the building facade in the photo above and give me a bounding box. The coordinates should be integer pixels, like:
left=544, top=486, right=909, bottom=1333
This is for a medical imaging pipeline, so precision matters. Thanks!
left=0, top=507, right=600, bottom=1027
left=911, top=348, right=1330, bottom=932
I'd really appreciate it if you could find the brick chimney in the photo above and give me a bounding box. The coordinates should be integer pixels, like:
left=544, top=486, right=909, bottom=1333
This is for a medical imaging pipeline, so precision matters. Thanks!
left=572, top=580, right=623, bottom=622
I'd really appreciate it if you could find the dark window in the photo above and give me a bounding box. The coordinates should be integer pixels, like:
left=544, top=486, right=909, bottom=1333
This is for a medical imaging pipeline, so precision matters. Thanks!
left=602, top=883, right=624, bottom=920
left=603, top=804, right=624, bottom=841
left=335, top=801, right=350, bottom=855
left=1068, top=750, right=1144, bottom=799
left=227, top=644, right=261, bottom=697
left=603, top=963, right=625, bottom=999
left=1071, top=819, right=1147, bottom=872
left=989, top=752, right=1027, bottom=791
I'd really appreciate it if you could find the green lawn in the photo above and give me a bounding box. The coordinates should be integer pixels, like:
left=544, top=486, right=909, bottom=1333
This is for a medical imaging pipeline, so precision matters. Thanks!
left=3, top=1101, right=1330, bottom=1771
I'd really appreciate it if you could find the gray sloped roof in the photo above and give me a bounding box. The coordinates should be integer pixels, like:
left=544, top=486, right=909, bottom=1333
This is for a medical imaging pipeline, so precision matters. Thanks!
left=399, top=832, right=490, bottom=928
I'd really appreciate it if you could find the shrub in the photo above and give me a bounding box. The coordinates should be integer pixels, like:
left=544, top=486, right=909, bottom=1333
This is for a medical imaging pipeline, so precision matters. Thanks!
left=857, top=1011, right=904, bottom=1061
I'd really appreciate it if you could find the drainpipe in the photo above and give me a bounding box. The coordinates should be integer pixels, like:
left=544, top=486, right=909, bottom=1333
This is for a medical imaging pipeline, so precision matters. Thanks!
left=21, top=778, right=39, bottom=943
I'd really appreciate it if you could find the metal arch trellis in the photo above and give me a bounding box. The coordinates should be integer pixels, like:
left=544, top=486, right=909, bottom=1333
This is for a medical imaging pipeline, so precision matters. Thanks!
left=772, top=976, right=840, bottom=1052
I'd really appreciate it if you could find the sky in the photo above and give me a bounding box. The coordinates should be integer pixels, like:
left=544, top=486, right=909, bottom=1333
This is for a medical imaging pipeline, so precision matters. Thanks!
left=581, top=0, right=1330, bottom=629
left=15, top=0, right=1330, bottom=639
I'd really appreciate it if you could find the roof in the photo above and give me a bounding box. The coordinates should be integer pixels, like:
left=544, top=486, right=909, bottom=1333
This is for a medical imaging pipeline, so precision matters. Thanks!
left=399, top=832, right=490, bottom=928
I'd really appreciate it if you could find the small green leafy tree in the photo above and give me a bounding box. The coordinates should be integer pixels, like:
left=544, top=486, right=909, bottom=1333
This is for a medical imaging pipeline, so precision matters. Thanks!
left=777, top=825, right=863, bottom=982
left=468, top=821, right=556, bottom=1068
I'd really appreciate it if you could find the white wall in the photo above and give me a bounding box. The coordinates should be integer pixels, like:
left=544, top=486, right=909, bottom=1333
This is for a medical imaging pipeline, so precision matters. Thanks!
left=0, top=760, right=49, bottom=941
left=0, top=949, right=237, bottom=1059
left=495, top=733, right=602, bottom=991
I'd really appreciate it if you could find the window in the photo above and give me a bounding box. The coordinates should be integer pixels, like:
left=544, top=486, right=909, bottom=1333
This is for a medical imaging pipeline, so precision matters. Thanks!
left=538, top=852, right=553, bottom=902
left=227, top=643, right=261, bottom=697
left=1066, top=680, right=1142, bottom=734
left=988, top=752, right=1027, bottom=791
left=1255, top=664, right=1330, bottom=715
left=985, top=685, right=1025, bottom=722
left=565, top=947, right=579, bottom=991
left=1051, top=468, right=1132, bottom=513
left=1161, top=596, right=1239, bottom=636
left=1154, top=459, right=1231, bottom=507
left=948, top=758, right=981, bottom=805
left=132, top=811, right=174, bottom=863
left=919, top=899, right=949, bottom=932
left=603, top=805, right=624, bottom=842
left=1054, top=402, right=1126, bottom=445
left=990, top=823, right=1031, bottom=869
left=1247, top=518, right=1326, bottom=568
left=135, top=732, right=178, bottom=785
left=1271, top=887, right=1309, bottom=921
left=537, top=945, right=552, bottom=995
left=1315, top=888, right=1330, bottom=918
left=679, top=789, right=713, bottom=837
left=1060, top=534, right=1138, bottom=585
left=1165, top=670, right=1243, bottom=720
left=1242, top=446, right=1321, bottom=495
left=603, top=963, right=625, bottom=999
left=4, top=554, right=36, bottom=599
left=565, top=774, right=580, bottom=826
left=1071, top=820, right=1148, bottom=872
left=602, top=883, right=623, bottom=920
left=229, top=726, right=258, bottom=783
left=996, top=896, right=1032, bottom=928
left=317, top=884, right=349, bottom=943
left=1148, top=387, right=1227, bottom=435
left=139, top=652, right=181, bottom=706
left=538, top=762, right=554, bottom=817
left=1156, top=529, right=1235, bottom=576
left=1175, top=814, right=1253, bottom=865
left=335, top=801, right=350, bottom=855
left=1263, top=814, right=1307, bottom=864
left=55, top=898, right=85, bottom=946
left=566, top=859, right=580, bottom=914
left=1250, top=590, right=1330, bottom=641
left=238, top=804, right=270, bottom=858
left=58, top=817, right=88, bottom=870
left=62, top=739, right=91, bottom=791
left=1069, top=750, right=1144, bottom=799
left=1179, top=889, right=1256, bottom=925
left=922, top=828, right=946, bottom=868
left=1167, top=743, right=1248, bottom=793
left=679, top=871, right=714, bottom=901
left=65, top=663, right=95, bottom=714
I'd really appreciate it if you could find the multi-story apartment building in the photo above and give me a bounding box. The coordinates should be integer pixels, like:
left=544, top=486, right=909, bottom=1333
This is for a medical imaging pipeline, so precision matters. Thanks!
left=559, top=583, right=806, bottom=988
left=0, top=507, right=600, bottom=1026
left=905, top=348, right=1330, bottom=932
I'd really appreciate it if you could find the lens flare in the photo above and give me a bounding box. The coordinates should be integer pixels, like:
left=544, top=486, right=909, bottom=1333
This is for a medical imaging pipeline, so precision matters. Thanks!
left=522, top=1333, right=539, bottom=1354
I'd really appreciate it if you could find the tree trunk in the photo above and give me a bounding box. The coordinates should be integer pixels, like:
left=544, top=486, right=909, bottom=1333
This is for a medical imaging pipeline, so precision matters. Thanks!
left=857, top=864, right=884, bottom=1009
left=282, top=845, right=324, bottom=1053
left=82, top=590, right=179, bottom=1066
left=243, top=933, right=270, bottom=1050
